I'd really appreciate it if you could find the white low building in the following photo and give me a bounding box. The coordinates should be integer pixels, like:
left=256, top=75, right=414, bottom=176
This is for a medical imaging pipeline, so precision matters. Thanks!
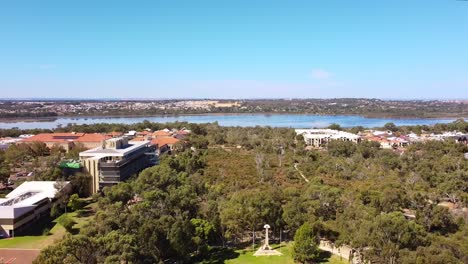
left=296, top=129, right=361, bottom=147
left=428, top=131, right=466, bottom=141
left=0, top=181, right=70, bottom=238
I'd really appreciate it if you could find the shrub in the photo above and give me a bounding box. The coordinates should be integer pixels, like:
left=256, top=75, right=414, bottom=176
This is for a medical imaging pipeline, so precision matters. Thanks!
left=58, top=215, right=76, bottom=233
left=42, top=227, right=51, bottom=236
left=292, top=223, right=320, bottom=263
left=67, top=194, right=84, bottom=211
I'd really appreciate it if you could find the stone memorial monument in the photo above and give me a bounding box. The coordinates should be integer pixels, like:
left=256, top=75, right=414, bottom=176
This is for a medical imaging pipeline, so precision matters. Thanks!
left=253, top=224, right=282, bottom=256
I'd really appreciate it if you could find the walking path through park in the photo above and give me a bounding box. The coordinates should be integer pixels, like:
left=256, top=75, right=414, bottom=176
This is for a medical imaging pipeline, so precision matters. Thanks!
left=319, top=240, right=365, bottom=264
left=319, top=240, right=351, bottom=261
left=293, top=163, right=310, bottom=183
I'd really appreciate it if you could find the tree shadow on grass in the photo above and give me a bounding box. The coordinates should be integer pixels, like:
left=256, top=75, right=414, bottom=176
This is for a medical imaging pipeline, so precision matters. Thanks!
left=192, top=247, right=240, bottom=264
left=69, top=227, right=80, bottom=235
left=75, top=208, right=93, bottom=217
left=271, top=244, right=286, bottom=250
left=15, top=216, right=57, bottom=236
left=315, top=250, right=335, bottom=263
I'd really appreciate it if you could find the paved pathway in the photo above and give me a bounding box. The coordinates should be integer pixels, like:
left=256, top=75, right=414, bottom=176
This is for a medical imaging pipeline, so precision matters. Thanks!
left=319, top=240, right=366, bottom=264
left=319, top=240, right=351, bottom=261
left=294, top=163, right=310, bottom=183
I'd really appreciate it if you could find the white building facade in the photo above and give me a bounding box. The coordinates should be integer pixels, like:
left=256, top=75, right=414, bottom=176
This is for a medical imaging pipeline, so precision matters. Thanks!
left=0, top=181, right=70, bottom=238
left=296, top=129, right=361, bottom=147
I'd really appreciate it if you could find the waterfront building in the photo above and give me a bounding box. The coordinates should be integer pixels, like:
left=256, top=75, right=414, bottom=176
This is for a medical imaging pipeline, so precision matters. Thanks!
left=0, top=181, right=70, bottom=238
left=295, top=129, right=361, bottom=147
left=79, top=137, right=156, bottom=194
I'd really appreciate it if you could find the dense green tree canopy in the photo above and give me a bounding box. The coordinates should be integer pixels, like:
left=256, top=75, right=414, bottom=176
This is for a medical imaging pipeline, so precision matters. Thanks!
left=17, top=120, right=466, bottom=263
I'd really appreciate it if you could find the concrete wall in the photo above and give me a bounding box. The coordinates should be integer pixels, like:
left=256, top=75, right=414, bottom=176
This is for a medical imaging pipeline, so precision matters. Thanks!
left=0, top=200, right=51, bottom=238
left=82, top=158, right=100, bottom=194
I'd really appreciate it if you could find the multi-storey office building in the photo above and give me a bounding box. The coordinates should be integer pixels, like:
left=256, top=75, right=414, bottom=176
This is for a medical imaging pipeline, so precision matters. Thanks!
left=80, top=137, right=156, bottom=194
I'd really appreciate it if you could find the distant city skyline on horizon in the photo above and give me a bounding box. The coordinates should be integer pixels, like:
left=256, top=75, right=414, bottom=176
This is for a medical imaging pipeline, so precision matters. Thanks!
left=1, top=0, right=467, bottom=99
left=1, top=97, right=468, bottom=101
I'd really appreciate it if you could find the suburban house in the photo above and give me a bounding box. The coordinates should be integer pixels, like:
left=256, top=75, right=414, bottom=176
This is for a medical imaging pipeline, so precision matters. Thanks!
left=174, top=128, right=191, bottom=140
left=388, top=136, right=410, bottom=148
left=365, top=135, right=410, bottom=149
left=106, top=131, right=124, bottom=138
left=153, top=129, right=172, bottom=138
left=79, top=137, right=156, bottom=194
left=21, top=132, right=109, bottom=151
left=0, top=181, right=70, bottom=238
left=151, top=136, right=181, bottom=154
left=136, top=130, right=153, bottom=138
left=153, top=128, right=191, bottom=140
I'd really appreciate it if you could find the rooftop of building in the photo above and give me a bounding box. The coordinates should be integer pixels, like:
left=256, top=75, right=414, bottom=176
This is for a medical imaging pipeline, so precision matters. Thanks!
left=0, top=181, right=70, bottom=219
left=107, top=131, right=124, bottom=137
left=21, top=132, right=109, bottom=143
left=153, top=130, right=173, bottom=137
left=296, top=129, right=360, bottom=139
left=137, top=131, right=153, bottom=136
left=150, top=136, right=180, bottom=147
left=79, top=138, right=150, bottom=158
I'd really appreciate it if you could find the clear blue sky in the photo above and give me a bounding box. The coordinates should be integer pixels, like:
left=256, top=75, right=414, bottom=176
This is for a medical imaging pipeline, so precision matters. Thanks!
left=0, top=0, right=467, bottom=99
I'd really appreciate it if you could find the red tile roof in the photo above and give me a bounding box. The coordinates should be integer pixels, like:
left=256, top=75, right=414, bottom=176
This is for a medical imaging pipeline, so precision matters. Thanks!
left=108, top=131, right=124, bottom=137
left=21, top=133, right=109, bottom=143
left=137, top=131, right=152, bottom=136
left=366, top=136, right=389, bottom=143
left=150, top=136, right=180, bottom=147
left=153, top=130, right=172, bottom=137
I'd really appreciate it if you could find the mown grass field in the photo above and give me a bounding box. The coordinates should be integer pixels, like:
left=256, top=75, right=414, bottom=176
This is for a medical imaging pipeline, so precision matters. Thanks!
left=198, top=243, right=348, bottom=264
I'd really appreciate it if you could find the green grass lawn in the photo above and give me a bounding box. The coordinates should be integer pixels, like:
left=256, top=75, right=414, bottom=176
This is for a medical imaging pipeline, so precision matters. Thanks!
left=198, top=243, right=348, bottom=264
left=322, top=255, right=349, bottom=264
left=67, top=201, right=97, bottom=234
left=225, top=243, right=295, bottom=264
left=0, top=199, right=96, bottom=249
left=0, top=235, right=48, bottom=249
left=0, top=215, right=66, bottom=249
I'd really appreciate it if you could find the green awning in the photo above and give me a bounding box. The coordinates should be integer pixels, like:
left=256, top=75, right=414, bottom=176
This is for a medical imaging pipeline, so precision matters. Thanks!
left=59, top=162, right=81, bottom=169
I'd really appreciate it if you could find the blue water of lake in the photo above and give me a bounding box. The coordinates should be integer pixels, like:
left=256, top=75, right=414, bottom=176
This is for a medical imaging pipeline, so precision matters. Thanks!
left=0, top=114, right=459, bottom=130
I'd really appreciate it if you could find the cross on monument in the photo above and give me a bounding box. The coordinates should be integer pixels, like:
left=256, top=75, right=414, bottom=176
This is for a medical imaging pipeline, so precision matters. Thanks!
left=254, top=223, right=282, bottom=256
left=262, top=224, right=271, bottom=250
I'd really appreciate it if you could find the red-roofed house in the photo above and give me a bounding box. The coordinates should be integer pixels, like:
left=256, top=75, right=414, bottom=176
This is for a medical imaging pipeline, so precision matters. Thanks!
left=175, top=130, right=191, bottom=139
left=150, top=136, right=181, bottom=154
left=153, top=130, right=173, bottom=137
left=107, top=131, right=124, bottom=138
left=137, top=131, right=152, bottom=137
left=364, top=136, right=392, bottom=149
